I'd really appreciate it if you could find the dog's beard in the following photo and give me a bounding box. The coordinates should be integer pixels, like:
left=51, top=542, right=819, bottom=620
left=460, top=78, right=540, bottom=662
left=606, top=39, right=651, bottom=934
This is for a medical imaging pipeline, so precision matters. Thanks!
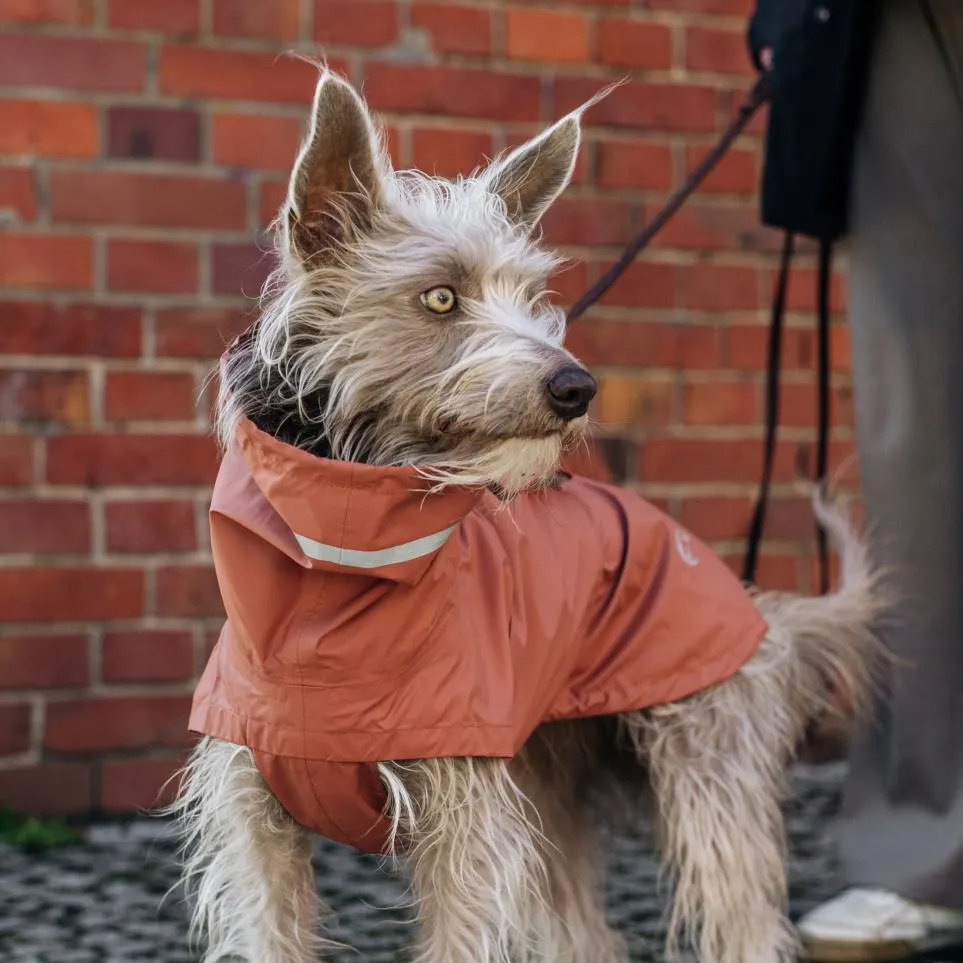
left=415, top=433, right=575, bottom=498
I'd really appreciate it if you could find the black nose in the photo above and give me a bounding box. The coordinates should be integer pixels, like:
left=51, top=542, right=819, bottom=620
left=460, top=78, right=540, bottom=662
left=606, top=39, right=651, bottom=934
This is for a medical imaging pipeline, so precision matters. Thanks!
left=545, top=366, right=597, bottom=420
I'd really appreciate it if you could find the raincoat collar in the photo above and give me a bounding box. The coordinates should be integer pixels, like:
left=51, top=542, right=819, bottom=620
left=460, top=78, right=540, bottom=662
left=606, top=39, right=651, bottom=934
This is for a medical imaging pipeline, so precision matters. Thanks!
left=228, top=417, right=484, bottom=585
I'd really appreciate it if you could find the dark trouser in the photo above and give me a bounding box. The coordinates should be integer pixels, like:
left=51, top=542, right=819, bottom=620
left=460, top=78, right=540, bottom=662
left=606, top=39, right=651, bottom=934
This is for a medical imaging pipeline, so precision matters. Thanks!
left=835, top=0, right=963, bottom=908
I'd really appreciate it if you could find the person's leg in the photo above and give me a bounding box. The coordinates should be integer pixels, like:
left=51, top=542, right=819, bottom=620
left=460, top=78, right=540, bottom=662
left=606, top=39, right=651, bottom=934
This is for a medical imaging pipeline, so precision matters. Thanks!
left=835, top=0, right=963, bottom=908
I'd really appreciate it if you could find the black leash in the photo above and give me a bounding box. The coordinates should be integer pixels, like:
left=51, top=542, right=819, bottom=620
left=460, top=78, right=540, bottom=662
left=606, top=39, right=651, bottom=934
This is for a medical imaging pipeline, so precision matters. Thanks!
left=565, top=71, right=834, bottom=594
left=740, top=234, right=833, bottom=593
left=566, top=73, right=773, bottom=325
left=814, top=239, right=833, bottom=595
left=742, top=231, right=794, bottom=587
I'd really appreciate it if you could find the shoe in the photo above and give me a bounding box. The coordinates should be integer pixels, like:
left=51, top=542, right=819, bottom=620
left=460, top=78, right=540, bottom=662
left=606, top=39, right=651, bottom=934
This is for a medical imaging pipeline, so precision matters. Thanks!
left=799, top=888, right=963, bottom=961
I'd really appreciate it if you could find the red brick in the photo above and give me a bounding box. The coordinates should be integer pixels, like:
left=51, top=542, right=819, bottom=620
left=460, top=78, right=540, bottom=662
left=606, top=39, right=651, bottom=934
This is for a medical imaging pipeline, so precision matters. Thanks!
left=0, top=568, right=144, bottom=622
left=778, top=381, right=854, bottom=430
left=0, top=302, right=141, bottom=357
left=384, top=125, right=404, bottom=168
left=214, top=0, right=299, bottom=39
left=364, top=64, right=541, bottom=122
left=777, top=264, right=847, bottom=313
left=679, top=263, right=759, bottom=311
left=542, top=197, right=637, bottom=247
left=0, top=436, right=35, bottom=486
left=566, top=320, right=721, bottom=369
left=0, top=35, right=146, bottom=92
left=680, top=495, right=754, bottom=541
left=737, top=551, right=800, bottom=592
left=725, top=324, right=811, bottom=373
left=258, top=179, right=288, bottom=228
left=46, top=434, right=218, bottom=486
left=107, top=0, right=199, bottom=32
left=0, top=0, right=95, bottom=25
left=411, top=128, right=494, bottom=178
left=683, top=379, right=757, bottom=425
left=0, top=101, right=98, bottom=158
left=506, top=8, right=590, bottom=63
left=107, top=239, right=199, bottom=294
left=159, top=44, right=327, bottom=104
left=204, top=626, right=221, bottom=659
left=104, top=371, right=197, bottom=423
left=212, top=112, right=303, bottom=171
left=547, top=259, right=589, bottom=305
left=557, top=78, right=720, bottom=132
left=0, top=370, right=89, bottom=426
left=595, top=139, right=673, bottom=191
left=595, top=375, right=675, bottom=429
left=640, top=438, right=798, bottom=484
left=597, top=260, right=676, bottom=309
left=45, top=695, right=192, bottom=752
left=105, top=498, right=197, bottom=553
left=107, top=106, right=201, bottom=162
left=0, top=704, right=31, bottom=756
left=155, top=307, right=254, bottom=359
left=0, top=634, right=89, bottom=689
left=769, top=496, right=826, bottom=541
left=560, top=436, right=624, bottom=485
left=685, top=144, right=758, bottom=194
left=0, top=763, right=92, bottom=815
left=212, top=242, right=274, bottom=297
left=648, top=0, right=751, bottom=11
left=411, top=3, right=493, bottom=56
left=651, top=203, right=779, bottom=255
left=0, top=234, right=92, bottom=291
left=102, top=630, right=195, bottom=682
left=686, top=26, right=754, bottom=76
left=597, top=17, right=673, bottom=70
left=50, top=170, right=247, bottom=230
left=156, top=565, right=223, bottom=617
left=0, top=167, right=36, bottom=222
left=831, top=323, right=852, bottom=373
left=101, top=755, right=186, bottom=812
left=314, top=0, right=398, bottom=46
left=0, top=499, right=90, bottom=554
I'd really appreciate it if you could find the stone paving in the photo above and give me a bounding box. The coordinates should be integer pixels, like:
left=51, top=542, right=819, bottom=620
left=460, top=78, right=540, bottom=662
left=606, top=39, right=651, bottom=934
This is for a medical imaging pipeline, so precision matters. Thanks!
left=1, top=762, right=960, bottom=963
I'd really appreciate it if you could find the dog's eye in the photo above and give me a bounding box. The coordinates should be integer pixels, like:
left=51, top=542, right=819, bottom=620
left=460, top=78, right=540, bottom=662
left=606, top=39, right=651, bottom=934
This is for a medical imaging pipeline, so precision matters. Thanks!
left=420, top=286, right=457, bottom=315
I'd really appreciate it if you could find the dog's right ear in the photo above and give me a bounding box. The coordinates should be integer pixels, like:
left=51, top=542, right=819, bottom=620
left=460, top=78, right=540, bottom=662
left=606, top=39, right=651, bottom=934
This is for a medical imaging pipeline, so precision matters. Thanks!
left=285, top=71, right=387, bottom=262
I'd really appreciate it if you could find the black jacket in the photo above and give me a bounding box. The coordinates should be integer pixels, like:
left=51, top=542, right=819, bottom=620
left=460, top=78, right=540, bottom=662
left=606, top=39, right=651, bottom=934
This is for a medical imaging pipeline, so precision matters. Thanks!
left=748, top=0, right=881, bottom=240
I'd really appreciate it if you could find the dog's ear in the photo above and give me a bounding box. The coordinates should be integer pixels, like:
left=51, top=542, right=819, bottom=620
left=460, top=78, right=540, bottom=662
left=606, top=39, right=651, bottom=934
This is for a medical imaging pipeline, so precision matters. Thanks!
left=483, top=113, right=581, bottom=231
left=285, top=71, right=387, bottom=262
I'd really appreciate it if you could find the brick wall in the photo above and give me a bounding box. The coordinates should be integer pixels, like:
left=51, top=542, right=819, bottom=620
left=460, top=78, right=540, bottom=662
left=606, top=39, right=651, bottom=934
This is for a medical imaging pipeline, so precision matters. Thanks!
left=0, top=0, right=854, bottom=817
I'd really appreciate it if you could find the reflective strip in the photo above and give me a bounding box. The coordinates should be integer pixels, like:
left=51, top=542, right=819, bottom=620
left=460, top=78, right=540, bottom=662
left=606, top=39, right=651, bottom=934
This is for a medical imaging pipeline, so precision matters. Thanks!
left=294, top=523, right=459, bottom=570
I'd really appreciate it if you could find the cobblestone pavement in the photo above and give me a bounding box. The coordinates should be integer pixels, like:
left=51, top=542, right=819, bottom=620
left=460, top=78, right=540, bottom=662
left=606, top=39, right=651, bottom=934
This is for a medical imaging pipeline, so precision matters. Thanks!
left=2, top=763, right=962, bottom=963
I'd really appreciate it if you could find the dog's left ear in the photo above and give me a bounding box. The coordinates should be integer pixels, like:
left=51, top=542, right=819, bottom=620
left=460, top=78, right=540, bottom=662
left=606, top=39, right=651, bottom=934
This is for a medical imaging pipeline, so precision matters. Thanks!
left=483, top=113, right=581, bottom=231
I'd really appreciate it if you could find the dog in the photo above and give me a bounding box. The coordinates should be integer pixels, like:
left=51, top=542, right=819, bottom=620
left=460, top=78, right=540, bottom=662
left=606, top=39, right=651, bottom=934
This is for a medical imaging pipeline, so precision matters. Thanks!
left=169, top=70, right=883, bottom=963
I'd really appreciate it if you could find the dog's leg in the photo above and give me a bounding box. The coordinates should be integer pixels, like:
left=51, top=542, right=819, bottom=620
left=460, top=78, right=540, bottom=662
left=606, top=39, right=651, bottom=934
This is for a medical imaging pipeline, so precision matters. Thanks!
left=621, top=491, right=884, bottom=963
left=170, top=737, right=324, bottom=963
left=380, top=757, right=548, bottom=963
left=622, top=648, right=802, bottom=963
left=510, top=724, right=628, bottom=963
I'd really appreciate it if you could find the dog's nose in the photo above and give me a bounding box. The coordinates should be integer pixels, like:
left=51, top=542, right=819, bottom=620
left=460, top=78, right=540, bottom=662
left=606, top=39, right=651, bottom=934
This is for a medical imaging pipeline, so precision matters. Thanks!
left=545, top=366, right=597, bottom=420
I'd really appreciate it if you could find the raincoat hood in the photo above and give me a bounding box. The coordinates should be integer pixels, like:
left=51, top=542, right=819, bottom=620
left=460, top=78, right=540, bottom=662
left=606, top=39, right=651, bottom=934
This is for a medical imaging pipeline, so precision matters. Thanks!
left=191, top=416, right=767, bottom=853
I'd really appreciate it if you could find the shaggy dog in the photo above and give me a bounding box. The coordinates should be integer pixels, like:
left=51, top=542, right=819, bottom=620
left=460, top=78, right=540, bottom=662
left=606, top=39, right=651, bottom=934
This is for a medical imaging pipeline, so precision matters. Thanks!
left=170, top=70, right=882, bottom=963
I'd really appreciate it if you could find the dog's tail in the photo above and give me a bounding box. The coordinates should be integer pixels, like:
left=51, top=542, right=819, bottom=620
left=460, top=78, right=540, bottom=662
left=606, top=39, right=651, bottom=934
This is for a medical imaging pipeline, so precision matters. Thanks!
left=754, top=485, right=889, bottom=724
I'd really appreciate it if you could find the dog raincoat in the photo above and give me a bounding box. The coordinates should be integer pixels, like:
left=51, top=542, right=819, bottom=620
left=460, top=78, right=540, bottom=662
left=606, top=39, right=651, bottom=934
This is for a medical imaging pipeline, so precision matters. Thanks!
left=190, top=416, right=767, bottom=853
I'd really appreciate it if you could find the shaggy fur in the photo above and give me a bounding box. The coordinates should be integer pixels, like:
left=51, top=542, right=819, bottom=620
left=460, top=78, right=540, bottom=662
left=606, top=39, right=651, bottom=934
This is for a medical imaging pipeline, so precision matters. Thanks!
left=170, top=70, right=885, bottom=962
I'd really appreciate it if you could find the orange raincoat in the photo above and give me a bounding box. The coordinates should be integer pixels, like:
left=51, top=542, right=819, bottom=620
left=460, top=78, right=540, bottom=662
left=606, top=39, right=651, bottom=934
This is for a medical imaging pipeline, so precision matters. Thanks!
left=190, top=417, right=767, bottom=853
